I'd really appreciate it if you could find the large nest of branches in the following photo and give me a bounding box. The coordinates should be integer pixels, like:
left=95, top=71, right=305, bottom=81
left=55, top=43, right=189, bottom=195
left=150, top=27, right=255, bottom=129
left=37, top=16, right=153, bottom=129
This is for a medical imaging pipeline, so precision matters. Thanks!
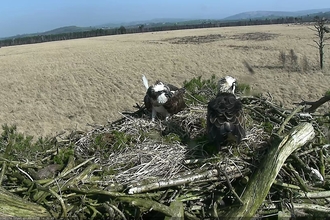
left=0, top=75, right=329, bottom=219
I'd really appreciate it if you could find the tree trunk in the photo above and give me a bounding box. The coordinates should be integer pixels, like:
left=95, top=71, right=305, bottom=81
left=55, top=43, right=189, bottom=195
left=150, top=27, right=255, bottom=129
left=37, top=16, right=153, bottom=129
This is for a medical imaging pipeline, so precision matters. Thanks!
left=224, top=122, right=315, bottom=218
left=0, top=187, right=50, bottom=217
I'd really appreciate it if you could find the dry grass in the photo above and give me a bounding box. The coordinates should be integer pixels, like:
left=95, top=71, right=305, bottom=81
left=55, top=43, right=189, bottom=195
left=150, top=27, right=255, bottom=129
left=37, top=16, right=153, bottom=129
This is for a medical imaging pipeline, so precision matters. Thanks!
left=0, top=24, right=329, bottom=137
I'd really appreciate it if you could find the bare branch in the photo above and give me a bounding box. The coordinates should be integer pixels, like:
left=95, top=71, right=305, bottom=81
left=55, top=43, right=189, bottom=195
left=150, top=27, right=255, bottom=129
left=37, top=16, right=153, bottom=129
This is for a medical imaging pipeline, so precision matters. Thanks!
left=295, top=94, right=330, bottom=113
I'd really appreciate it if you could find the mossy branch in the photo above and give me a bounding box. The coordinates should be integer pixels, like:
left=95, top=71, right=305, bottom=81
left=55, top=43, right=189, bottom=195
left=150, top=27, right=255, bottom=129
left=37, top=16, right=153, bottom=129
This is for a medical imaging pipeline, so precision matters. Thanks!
left=0, top=187, right=50, bottom=218
left=224, top=122, right=315, bottom=218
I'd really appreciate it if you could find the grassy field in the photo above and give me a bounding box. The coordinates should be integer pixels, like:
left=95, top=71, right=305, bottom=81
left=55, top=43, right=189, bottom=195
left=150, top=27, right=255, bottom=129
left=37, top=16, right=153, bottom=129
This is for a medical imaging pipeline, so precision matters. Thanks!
left=0, top=24, right=329, bottom=138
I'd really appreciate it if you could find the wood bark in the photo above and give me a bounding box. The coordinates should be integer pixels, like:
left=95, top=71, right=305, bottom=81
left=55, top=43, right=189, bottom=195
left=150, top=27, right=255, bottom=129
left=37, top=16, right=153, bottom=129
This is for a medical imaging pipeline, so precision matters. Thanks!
left=224, top=122, right=315, bottom=218
left=0, top=186, right=50, bottom=217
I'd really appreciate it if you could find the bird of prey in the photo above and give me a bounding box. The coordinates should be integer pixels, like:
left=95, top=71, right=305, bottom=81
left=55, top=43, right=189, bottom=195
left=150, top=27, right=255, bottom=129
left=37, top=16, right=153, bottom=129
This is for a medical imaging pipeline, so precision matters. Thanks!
left=207, top=76, right=245, bottom=150
left=142, top=75, right=186, bottom=121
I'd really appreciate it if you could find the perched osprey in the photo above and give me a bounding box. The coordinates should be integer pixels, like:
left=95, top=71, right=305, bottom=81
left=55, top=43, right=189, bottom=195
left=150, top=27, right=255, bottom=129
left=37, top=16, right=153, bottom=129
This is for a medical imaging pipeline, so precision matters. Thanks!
left=142, top=75, right=186, bottom=121
left=207, top=76, right=245, bottom=150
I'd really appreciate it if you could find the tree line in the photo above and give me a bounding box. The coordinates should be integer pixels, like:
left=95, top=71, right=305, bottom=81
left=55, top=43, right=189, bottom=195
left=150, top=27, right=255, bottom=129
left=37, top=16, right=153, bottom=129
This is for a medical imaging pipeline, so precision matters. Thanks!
left=0, top=15, right=328, bottom=47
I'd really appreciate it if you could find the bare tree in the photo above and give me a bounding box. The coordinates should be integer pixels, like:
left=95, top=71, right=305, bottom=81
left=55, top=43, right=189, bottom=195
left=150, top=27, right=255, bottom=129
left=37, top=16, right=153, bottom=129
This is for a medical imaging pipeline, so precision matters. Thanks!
left=310, top=17, right=329, bottom=69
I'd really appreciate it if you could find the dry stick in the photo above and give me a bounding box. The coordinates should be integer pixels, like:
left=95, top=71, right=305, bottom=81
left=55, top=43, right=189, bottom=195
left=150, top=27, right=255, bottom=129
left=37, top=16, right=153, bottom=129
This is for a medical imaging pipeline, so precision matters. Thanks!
left=288, top=164, right=325, bottom=192
left=0, top=162, right=6, bottom=185
left=297, top=190, right=330, bottom=199
left=48, top=188, right=67, bottom=218
left=64, top=163, right=99, bottom=187
left=295, top=94, right=330, bottom=113
left=222, top=168, right=244, bottom=205
left=118, top=196, right=174, bottom=217
left=273, top=180, right=301, bottom=190
left=128, top=169, right=218, bottom=194
left=277, top=105, right=305, bottom=135
left=292, top=203, right=330, bottom=213
left=43, top=157, right=95, bottom=187
left=88, top=205, right=102, bottom=219
left=319, top=149, right=325, bottom=178
left=224, top=122, right=315, bottom=218
left=108, top=203, right=127, bottom=220
left=16, top=164, right=34, bottom=181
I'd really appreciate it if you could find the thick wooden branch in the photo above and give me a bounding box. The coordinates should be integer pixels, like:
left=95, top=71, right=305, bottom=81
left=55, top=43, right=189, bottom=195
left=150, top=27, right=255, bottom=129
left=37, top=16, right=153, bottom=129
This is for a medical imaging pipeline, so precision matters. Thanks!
left=292, top=203, right=330, bottom=214
left=128, top=169, right=219, bottom=194
left=0, top=187, right=50, bottom=217
left=297, top=190, right=330, bottom=199
left=224, top=122, right=315, bottom=218
left=295, top=94, right=330, bottom=113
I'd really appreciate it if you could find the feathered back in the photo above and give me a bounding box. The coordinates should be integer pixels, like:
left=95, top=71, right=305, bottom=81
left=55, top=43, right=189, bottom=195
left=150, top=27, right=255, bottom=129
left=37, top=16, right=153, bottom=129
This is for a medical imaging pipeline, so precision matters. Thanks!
left=163, top=88, right=186, bottom=114
left=207, top=92, right=245, bottom=150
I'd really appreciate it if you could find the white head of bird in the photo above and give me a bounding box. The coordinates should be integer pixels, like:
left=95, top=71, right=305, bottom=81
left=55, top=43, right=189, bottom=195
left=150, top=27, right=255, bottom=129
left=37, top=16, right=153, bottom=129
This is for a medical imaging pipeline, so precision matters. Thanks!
left=218, top=76, right=237, bottom=94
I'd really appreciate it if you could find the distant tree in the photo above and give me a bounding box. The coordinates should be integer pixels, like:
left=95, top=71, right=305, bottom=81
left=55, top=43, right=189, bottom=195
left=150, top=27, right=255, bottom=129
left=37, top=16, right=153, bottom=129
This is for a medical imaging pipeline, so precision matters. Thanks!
left=138, top=24, right=144, bottom=32
left=118, top=26, right=126, bottom=34
left=310, top=17, right=329, bottom=69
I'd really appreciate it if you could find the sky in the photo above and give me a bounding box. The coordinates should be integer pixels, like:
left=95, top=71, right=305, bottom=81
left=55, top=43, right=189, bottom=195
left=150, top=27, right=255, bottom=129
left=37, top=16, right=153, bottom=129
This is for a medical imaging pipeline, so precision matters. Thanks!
left=0, top=0, right=329, bottom=38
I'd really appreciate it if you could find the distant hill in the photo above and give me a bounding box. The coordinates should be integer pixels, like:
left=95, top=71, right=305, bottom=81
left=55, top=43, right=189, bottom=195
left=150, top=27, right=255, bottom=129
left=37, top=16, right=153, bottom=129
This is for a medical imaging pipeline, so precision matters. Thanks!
left=42, top=26, right=95, bottom=35
left=2, top=8, right=330, bottom=41
left=0, top=26, right=96, bottom=40
left=223, top=8, right=330, bottom=20
left=96, top=18, right=191, bottom=29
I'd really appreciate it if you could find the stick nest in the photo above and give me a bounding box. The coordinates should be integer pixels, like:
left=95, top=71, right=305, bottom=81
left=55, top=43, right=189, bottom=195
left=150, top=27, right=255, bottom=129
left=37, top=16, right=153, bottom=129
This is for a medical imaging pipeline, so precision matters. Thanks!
left=0, top=77, right=329, bottom=219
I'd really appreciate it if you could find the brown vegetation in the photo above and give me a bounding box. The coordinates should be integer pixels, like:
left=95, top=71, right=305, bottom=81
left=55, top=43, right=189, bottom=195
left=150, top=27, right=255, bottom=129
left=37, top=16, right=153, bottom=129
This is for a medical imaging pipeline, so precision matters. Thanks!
left=0, top=24, right=329, bottom=138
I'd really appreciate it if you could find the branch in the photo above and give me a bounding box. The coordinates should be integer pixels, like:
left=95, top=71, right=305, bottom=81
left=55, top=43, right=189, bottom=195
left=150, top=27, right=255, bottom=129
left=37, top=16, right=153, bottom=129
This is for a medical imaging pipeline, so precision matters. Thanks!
left=0, top=187, right=51, bottom=217
left=128, top=169, right=219, bottom=194
left=292, top=203, right=330, bottom=214
left=224, top=122, right=315, bottom=218
left=295, top=94, right=330, bottom=113
left=297, top=190, right=330, bottom=199
left=277, top=105, right=305, bottom=135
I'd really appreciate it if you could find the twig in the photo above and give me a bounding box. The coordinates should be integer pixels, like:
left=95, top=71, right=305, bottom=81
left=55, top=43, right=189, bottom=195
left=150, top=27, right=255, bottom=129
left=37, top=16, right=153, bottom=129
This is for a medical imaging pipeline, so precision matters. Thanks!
left=16, top=164, right=34, bottom=182
left=0, top=162, right=6, bottom=185
left=222, top=168, right=244, bottom=205
left=107, top=203, right=127, bottom=220
left=49, top=188, right=67, bottom=218
left=319, top=149, right=325, bottom=178
left=273, top=180, right=301, bottom=190
left=44, top=157, right=95, bottom=187
left=118, top=196, right=174, bottom=217
left=277, top=105, right=305, bottom=135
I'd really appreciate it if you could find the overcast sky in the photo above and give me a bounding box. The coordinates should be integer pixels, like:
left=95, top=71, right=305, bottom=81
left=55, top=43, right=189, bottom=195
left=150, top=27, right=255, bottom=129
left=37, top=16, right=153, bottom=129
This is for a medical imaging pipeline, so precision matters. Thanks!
left=0, top=0, right=329, bottom=38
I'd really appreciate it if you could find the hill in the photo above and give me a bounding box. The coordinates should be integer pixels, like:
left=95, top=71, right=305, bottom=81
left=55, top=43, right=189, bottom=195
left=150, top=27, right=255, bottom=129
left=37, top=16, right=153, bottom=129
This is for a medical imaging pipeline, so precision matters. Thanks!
left=96, top=18, right=190, bottom=29
left=223, top=8, right=330, bottom=20
left=0, top=26, right=96, bottom=40
left=42, top=26, right=96, bottom=35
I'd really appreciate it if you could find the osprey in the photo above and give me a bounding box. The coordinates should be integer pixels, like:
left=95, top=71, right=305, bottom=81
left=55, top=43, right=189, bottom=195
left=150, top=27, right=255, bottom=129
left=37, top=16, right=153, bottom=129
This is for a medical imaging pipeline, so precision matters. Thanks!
left=207, top=76, right=245, bottom=150
left=142, top=75, right=186, bottom=121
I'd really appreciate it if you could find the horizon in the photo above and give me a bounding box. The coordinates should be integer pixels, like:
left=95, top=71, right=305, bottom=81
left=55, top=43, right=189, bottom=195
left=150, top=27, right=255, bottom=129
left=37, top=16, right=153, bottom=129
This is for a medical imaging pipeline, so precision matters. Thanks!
left=1, top=0, right=330, bottom=38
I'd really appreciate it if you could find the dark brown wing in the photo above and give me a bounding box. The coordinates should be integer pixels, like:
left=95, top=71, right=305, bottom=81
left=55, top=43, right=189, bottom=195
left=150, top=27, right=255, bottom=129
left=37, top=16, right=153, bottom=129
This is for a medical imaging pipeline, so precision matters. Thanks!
left=165, top=83, right=180, bottom=92
left=163, top=88, right=186, bottom=114
left=207, top=93, right=245, bottom=149
left=143, top=94, right=152, bottom=112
